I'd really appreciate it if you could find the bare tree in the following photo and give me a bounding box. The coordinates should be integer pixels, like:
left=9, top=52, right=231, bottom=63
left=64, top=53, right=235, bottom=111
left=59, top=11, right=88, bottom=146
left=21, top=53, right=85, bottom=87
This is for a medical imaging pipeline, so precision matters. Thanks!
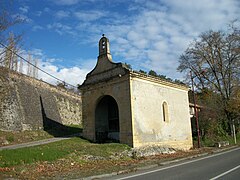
left=0, top=1, right=22, bottom=35
left=177, top=22, right=240, bottom=135
left=3, top=32, right=21, bottom=69
left=0, top=1, right=23, bottom=70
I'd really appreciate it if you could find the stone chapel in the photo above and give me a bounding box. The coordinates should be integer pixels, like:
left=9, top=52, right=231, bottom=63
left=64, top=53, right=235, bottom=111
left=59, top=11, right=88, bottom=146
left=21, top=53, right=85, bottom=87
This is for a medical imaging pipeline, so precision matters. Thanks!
left=80, top=35, right=193, bottom=150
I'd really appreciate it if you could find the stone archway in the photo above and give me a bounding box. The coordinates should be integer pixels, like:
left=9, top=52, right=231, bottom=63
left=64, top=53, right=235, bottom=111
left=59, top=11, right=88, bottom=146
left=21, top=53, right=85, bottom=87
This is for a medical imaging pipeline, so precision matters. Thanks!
left=95, top=95, right=119, bottom=143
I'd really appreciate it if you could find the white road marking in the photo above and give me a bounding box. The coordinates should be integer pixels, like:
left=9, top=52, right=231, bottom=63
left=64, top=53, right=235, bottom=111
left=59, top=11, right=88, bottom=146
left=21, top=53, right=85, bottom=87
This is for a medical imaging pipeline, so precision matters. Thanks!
left=115, top=147, right=240, bottom=180
left=210, top=164, right=240, bottom=180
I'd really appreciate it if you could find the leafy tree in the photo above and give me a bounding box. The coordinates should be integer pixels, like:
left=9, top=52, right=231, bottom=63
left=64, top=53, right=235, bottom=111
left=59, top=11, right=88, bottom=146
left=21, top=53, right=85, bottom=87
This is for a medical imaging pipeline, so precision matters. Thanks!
left=158, top=74, right=166, bottom=79
left=178, top=23, right=240, bottom=135
left=123, top=63, right=132, bottom=69
left=148, top=70, right=157, bottom=77
left=56, top=81, right=67, bottom=89
left=158, top=74, right=173, bottom=82
left=227, top=88, right=240, bottom=133
left=174, top=79, right=185, bottom=85
left=139, top=69, right=147, bottom=74
left=147, top=70, right=177, bottom=83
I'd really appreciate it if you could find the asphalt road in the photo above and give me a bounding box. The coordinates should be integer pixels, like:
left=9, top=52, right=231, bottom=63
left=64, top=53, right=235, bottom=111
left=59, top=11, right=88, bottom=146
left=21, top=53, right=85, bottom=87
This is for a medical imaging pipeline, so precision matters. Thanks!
left=0, top=137, right=73, bottom=150
left=109, top=147, right=240, bottom=180
left=0, top=133, right=82, bottom=150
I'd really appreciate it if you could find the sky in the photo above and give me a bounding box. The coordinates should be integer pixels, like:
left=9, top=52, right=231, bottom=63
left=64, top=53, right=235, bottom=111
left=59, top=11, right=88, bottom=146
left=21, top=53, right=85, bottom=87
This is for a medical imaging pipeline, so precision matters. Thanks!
left=2, top=0, right=240, bottom=87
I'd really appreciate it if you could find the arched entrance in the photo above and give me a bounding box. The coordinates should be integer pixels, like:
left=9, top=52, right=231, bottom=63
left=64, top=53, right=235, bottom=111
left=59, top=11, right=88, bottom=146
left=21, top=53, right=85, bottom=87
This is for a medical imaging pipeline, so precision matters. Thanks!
left=95, top=95, right=119, bottom=143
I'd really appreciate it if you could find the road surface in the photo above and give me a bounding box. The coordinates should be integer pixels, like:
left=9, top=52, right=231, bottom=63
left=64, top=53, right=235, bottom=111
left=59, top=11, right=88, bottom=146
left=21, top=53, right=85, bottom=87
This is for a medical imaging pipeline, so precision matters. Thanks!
left=108, top=147, right=240, bottom=180
left=0, top=133, right=81, bottom=150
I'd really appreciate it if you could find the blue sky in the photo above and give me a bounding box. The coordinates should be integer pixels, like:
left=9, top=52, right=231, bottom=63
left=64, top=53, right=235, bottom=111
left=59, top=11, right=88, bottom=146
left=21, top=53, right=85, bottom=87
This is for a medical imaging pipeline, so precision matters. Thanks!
left=3, top=0, right=240, bottom=86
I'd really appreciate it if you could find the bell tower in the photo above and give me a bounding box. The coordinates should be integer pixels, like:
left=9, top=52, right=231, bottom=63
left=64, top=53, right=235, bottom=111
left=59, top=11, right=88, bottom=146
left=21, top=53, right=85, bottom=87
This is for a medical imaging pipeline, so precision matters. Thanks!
left=98, top=34, right=112, bottom=61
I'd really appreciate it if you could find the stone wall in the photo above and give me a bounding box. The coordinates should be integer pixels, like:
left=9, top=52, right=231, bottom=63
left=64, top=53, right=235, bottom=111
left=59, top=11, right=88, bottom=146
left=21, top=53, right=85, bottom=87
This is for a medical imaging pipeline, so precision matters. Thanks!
left=0, top=67, right=82, bottom=131
left=130, top=72, right=193, bottom=150
left=81, top=74, right=133, bottom=146
left=0, top=68, right=24, bottom=131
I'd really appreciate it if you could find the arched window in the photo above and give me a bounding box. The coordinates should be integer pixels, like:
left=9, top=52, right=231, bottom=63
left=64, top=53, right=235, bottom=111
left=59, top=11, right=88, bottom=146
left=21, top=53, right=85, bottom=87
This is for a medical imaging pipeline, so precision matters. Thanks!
left=162, top=101, right=169, bottom=122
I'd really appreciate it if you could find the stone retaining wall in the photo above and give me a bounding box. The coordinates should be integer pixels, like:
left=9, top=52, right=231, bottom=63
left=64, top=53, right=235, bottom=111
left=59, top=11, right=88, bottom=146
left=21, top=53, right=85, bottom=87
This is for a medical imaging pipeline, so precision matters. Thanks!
left=0, top=67, right=82, bottom=131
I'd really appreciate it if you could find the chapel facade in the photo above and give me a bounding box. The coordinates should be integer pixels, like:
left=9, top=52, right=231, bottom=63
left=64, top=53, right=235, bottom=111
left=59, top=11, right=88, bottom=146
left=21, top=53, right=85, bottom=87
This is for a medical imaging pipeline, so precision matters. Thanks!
left=80, top=36, right=193, bottom=150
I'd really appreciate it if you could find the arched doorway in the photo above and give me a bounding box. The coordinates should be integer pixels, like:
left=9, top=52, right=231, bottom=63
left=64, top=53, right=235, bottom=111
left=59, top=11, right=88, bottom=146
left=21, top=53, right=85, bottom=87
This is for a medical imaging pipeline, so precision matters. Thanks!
left=95, top=95, right=119, bottom=143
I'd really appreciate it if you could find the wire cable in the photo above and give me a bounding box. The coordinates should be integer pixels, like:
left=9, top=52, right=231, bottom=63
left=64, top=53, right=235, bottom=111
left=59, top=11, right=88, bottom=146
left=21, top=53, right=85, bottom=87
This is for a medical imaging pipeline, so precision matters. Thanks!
left=0, top=49, right=7, bottom=56
left=0, top=42, right=78, bottom=88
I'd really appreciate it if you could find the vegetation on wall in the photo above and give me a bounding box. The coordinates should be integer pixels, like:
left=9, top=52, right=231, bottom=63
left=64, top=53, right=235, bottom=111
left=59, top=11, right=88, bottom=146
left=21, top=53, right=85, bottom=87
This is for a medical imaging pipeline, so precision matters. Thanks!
left=138, top=69, right=185, bottom=85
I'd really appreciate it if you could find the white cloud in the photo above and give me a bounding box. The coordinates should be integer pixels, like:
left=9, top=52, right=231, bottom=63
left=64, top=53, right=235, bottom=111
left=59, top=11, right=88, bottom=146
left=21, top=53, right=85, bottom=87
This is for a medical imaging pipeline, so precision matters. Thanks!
left=32, top=25, right=43, bottom=31
left=19, top=6, right=29, bottom=14
left=163, top=0, right=239, bottom=33
left=97, top=0, right=240, bottom=79
left=12, top=14, right=32, bottom=23
left=47, top=22, right=76, bottom=36
left=55, top=10, right=70, bottom=19
left=44, top=7, right=50, bottom=12
left=74, top=10, right=106, bottom=21
left=52, top=0, right=79, bottom=5
left=35, top=11, right=42, bottom=16
left=31, top=49, right=44, bottom=57
left=14, top=48, right=93, bottom=87
left=40, top=0, right=239, bottom=80
left=38, top=61, right=91, bottom=86
left=17, top=0, right=239, bottom=84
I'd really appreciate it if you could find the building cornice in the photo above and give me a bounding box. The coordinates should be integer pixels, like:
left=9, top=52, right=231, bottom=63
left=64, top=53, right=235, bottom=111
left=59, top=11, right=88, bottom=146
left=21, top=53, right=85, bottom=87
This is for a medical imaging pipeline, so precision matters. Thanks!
left=130, top=71, right=189, bottom=91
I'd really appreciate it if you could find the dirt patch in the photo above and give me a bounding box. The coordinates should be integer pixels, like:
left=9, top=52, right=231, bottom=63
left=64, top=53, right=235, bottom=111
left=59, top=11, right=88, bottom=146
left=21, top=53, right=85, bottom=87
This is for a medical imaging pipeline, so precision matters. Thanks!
left=0, top=130, right=53, bottom=147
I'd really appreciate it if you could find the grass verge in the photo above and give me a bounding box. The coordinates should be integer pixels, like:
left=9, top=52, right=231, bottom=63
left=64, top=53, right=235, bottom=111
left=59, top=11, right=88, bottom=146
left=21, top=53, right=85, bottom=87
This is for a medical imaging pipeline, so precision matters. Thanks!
left=0, top=137, right=130, bottom=167
left=0, top=136, right=238, bottom=179
left=193, top=133, right=240, bottom=148
left=0, top=137, right=133, bottom=179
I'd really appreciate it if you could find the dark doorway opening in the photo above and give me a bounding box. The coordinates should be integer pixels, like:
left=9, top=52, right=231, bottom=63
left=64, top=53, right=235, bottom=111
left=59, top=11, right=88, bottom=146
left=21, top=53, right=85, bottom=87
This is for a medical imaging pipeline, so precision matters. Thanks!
left=95, top=95, right=119, bottom=143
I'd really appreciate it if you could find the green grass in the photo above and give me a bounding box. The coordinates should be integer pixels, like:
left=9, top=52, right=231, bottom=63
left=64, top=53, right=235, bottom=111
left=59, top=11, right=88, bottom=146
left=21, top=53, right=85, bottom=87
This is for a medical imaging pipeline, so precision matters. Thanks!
left=194, top=133, right=240, bottom=147
left=0, top=142, right=69, bottom=167
left=228, top=133, right=240, bottom=145
left=6, top=135, right=14, bottom=142
left=0, top=137, right=130, bottom=167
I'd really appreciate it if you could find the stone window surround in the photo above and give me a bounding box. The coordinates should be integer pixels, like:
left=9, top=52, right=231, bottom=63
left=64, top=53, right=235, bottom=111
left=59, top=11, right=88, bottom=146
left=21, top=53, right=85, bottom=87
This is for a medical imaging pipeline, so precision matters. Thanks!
left=162, top=101, right=170, bottom=123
